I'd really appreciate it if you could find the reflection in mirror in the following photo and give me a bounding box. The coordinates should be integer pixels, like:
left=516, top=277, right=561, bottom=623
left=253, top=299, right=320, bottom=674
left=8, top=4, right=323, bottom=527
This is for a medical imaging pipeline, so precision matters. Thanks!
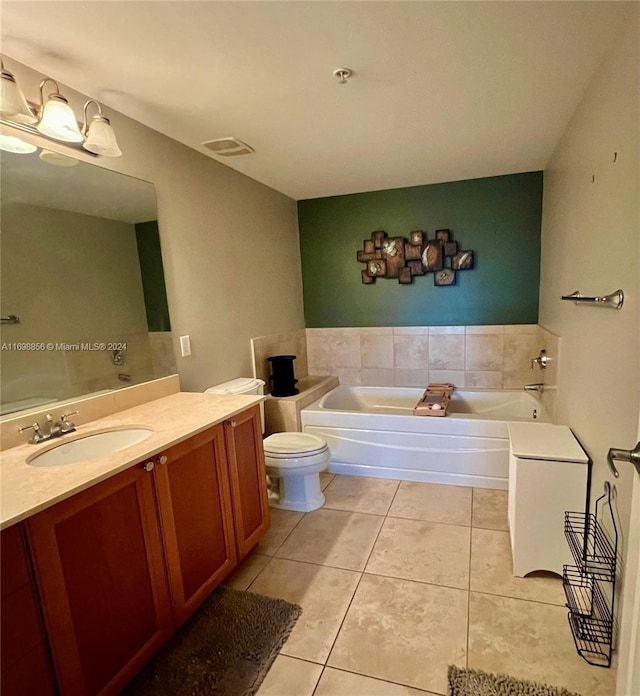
left=0, top=146, right=177, bottom=417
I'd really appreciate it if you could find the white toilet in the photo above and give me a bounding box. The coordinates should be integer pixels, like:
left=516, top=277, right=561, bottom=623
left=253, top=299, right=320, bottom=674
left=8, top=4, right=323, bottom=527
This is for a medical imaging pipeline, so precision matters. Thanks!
left=205, top=377, right=330, bottom=512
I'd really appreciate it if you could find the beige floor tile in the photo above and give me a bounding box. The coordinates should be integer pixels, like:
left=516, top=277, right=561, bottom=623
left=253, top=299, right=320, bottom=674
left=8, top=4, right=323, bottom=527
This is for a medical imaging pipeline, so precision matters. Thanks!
left=470, top=528, right=564, bottom=604
left=315, top=667, right=435, bottom=695
left=328, top=574, right=467, bottom=694
left=276, top=508, right=384, bottom=571
left=249, top=558, right=360, bottom=664
left=255, top=508, right=304, bottom=555
left=320, top=472, right=335, bottom=491
left=324, top=475, right=400, bottom=515
left=472, top=488, right=509, bottom=531
left=366, top=517, right=470, bottom=589
left=223, top=552, right=270, bottom=591
left=389, top=481, right=472, bottom=526
left=257, top=655, right=322, bottom=696
left=468, top=593, right=616, bottom=696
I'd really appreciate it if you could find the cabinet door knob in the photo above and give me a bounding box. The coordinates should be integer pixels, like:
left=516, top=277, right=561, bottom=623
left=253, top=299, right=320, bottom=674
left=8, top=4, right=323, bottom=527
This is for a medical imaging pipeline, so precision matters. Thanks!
left=230, top=419, right=237, bottom=427
left=143, top=461, right=155, bottom=472
left=158, top=455, right=168, bottom=465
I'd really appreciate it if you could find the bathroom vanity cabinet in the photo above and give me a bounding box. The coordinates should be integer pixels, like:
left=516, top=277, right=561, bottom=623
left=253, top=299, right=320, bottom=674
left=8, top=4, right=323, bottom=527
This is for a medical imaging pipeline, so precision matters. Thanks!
left=0, top=524, right=56, bottom=696
left=153, top=422, right=238, bottom=628
left=25, top=462, right=174, bottom=696
left=7, top=404, right=268, bottom=696
left=225, top=407, right=270, bottom=558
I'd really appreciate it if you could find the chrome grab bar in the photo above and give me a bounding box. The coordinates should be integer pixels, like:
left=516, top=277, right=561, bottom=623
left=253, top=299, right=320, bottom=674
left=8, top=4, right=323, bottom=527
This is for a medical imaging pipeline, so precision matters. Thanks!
left=561, top=289, right=624, bottom=310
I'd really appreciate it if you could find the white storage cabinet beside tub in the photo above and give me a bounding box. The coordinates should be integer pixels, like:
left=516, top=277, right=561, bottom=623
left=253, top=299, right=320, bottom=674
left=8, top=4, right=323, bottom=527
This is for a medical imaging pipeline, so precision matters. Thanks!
left=301, top=385, right=549, bottom=490
left=508, top=422, right=589, bottom=577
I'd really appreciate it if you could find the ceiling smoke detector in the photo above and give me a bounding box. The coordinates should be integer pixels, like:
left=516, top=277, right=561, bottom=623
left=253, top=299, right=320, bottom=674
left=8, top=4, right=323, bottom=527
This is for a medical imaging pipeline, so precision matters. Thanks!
left=201, top=137, right=255, bottom=157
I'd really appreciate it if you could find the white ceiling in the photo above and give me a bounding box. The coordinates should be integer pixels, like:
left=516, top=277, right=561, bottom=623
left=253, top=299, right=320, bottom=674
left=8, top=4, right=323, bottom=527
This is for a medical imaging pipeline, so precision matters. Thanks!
left=1, top=1, right=631, bottom=200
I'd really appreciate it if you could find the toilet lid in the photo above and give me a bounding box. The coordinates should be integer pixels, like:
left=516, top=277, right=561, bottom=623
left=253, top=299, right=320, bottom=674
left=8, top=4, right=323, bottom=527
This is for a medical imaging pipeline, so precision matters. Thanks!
left=263, top=432, right=327, bottom=455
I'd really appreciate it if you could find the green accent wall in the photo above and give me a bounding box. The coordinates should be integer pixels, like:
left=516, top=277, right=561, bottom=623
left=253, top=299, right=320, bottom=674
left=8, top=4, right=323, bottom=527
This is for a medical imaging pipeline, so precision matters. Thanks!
left=298, top=172, right=543, bottom=327
left=134, top=220, right=171, bottom=332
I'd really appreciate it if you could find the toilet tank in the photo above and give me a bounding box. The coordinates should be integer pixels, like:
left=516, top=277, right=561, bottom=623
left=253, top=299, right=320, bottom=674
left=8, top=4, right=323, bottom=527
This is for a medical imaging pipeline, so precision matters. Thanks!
left=205, top=377, right=266, bottom=432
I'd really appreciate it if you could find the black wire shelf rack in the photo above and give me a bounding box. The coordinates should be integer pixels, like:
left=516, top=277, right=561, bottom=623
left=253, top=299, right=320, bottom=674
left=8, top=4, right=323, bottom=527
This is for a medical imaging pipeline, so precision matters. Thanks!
left=564, top=512, right=616, bottom=582
left=563, top=482, right=617, bottom=668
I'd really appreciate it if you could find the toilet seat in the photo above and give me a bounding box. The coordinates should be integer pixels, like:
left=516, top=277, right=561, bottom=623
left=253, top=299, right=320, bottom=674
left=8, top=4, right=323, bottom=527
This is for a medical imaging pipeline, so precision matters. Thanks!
left=263, top=432, right=328, bottom=457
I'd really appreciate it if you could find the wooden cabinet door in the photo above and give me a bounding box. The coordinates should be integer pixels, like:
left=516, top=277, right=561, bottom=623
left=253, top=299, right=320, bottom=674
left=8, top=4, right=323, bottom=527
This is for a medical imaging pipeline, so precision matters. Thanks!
left=153, top=425, right=237, bottom=627
left=25, top=464, right=173, bottom=696
left=1, top=524, right=57, bottom=696
left=225, top=406, right=270, bottom=559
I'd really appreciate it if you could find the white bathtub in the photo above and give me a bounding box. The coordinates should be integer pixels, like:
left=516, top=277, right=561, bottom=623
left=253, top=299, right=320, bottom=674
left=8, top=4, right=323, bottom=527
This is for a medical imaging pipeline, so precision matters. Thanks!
left=300, top=386, right=549, bottom=490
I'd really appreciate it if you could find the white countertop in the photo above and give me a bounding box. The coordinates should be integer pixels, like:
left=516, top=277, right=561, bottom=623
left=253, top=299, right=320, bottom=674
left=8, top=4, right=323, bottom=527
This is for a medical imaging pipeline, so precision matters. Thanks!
left=508, top=422, right=588, bottom=463
left=0, top=391, right=264, bottom=530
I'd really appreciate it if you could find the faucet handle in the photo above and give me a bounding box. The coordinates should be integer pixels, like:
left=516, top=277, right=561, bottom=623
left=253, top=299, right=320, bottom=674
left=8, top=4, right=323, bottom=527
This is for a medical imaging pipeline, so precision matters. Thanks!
left=60, top=411, right=79, bottom=434
left=19, top=422, right=50, bottom=444
left=530, top=349, right=548, bottom=371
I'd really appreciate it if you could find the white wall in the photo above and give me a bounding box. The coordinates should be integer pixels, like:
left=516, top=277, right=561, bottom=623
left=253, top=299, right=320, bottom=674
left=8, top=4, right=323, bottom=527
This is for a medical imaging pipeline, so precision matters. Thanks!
left=3, top=58, right=304, bottom=393
left=540, top=8, right=639, bottom=537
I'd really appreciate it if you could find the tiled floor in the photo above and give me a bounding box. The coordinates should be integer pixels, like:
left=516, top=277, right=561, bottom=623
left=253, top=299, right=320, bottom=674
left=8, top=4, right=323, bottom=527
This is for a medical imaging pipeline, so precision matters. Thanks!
left=225, top=474, right=616, bottom=696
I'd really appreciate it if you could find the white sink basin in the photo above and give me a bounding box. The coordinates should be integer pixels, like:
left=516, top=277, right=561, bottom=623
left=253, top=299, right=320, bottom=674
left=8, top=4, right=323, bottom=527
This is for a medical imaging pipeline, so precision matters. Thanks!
left=27, top=428, right=154, bottom=467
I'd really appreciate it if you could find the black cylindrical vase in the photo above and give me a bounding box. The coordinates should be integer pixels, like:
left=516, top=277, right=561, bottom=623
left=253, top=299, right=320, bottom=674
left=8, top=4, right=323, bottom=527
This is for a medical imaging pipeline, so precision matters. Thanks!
left=268, top=355, right=299, bottom=397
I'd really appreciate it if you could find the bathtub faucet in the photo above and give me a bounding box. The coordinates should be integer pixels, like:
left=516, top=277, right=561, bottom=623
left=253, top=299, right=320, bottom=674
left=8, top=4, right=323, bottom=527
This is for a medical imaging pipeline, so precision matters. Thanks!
left=524, top=383, right=544, bottom=392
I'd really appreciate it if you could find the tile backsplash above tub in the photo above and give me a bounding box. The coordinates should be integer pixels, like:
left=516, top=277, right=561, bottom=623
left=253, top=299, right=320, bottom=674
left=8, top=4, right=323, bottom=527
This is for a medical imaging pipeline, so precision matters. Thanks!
left=305, top=325, right=542, bottom=390
left=251, top=324, right=558, bottom=422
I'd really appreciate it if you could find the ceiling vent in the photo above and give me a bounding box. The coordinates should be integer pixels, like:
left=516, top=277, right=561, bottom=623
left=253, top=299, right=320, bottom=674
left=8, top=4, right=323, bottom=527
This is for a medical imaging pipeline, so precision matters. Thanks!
left=201, top=137, right=254, bottom=156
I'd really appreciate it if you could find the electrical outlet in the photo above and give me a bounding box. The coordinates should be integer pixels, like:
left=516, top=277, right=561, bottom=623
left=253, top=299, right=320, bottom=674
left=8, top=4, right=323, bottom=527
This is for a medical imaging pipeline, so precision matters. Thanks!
left=179, top=335, right=191, bottom=357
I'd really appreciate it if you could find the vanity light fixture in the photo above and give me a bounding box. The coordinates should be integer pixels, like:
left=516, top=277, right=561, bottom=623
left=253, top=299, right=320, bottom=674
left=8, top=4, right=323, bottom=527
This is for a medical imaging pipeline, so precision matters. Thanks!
left=37, top=78, right=84, bottom=143
left=0, top=55, right=122, bottom=157
left=82, top=99, right=122, bottom=157
left=0, top=58, right=37, bottom=123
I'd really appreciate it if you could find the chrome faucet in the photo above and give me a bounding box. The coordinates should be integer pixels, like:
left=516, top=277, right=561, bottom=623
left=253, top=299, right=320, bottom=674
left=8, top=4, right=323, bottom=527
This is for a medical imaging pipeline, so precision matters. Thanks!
left=44, top=413, right=63, bottom=438
left=18, top=411, right=79, bottom=444
left=524, top=383, right=544, bottom=392
left=530, top=349, right=549, bottom=371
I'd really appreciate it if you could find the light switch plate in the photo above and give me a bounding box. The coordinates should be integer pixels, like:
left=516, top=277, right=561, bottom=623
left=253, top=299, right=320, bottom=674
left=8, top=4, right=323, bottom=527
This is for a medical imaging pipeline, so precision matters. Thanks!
left=179, top=335, right=191, bottom=357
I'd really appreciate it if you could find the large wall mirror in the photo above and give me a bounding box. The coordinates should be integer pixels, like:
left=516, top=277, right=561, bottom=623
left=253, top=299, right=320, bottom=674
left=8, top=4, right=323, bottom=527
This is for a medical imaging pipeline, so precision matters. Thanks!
left=0, top=145, right=177, bottom=417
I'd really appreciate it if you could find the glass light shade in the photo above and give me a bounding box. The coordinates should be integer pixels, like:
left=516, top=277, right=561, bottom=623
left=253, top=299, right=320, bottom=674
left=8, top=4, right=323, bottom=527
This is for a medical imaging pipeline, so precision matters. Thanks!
left=0, top=70, right=37, bottom=124
left=83, top=115, right=122, bottom=157
left=0, top=133, right=38, bottom=154
left=37, top=94, right=84, bottom=142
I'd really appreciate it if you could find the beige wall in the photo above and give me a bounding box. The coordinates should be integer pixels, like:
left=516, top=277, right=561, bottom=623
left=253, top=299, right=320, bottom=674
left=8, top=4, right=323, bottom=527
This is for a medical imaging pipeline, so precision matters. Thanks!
left=540, top=8, right=639, bottom=536
left=3, top=58, right=304, bottom=394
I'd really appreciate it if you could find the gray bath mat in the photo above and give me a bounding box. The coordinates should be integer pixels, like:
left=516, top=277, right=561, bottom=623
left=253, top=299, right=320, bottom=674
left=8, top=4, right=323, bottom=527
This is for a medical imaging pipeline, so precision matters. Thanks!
left=448, top=666, right=583, bottom=696
left=124, top=586, right=302, bottom=696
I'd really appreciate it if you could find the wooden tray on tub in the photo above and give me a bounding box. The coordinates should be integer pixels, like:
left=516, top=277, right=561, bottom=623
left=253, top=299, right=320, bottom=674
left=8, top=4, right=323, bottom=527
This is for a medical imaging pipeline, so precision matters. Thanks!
left=413, top=383, right=455, bottom=417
